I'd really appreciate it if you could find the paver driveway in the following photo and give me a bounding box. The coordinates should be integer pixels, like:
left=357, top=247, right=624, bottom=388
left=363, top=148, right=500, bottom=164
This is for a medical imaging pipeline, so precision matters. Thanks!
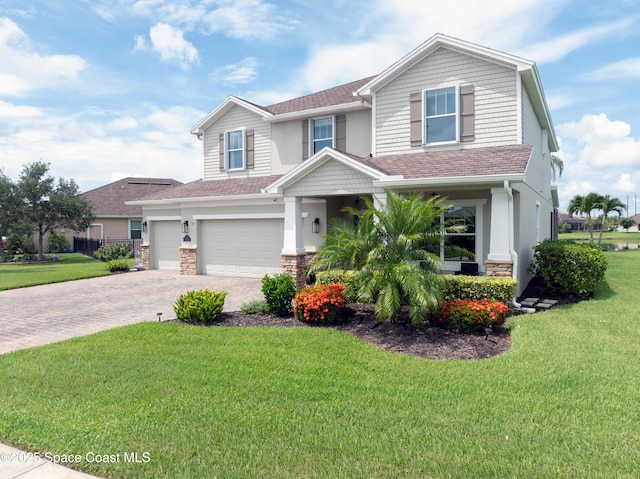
left=0, top=271, right=263, bottom=354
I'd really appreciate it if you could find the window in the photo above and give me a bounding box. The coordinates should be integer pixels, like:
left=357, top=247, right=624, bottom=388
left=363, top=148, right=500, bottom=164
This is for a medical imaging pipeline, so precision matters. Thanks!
left=443, top=206, right=476, bottom=261
left=312, top=117, right=333, bottom=153
left=425, top=86, right=458, bottom=144
left=130, top=219, right=142, bottom=240
left=226, top=129, right=245, bottom=169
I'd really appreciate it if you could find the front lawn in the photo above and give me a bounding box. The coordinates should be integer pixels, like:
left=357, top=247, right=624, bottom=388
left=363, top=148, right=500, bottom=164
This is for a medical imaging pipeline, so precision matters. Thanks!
left=0, top=252, right=639, bottom=477
left=0, top=253, right=115, bottom=290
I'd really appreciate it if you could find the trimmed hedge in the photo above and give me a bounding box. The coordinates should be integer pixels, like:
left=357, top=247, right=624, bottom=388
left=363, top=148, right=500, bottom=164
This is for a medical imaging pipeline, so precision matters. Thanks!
left=313, top=269, right=358, bottom=301
left=433, top=299, right=509, bottom=333
left=261, top=274, right=296, bottom=316
left=441, top=275, right=518, bottom=304
left=173, top=289, right=227, bottom=324
left=528, top=240, right=607, bottom=296
left=315, top=269, right=518, bottom=305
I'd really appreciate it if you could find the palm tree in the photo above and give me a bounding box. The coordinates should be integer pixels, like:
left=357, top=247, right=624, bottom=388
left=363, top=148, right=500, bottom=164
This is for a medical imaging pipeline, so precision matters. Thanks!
left=568, top=192, right=603, bottom=245
left=596, top=194, right=626, bottom=246
left=550, top=154, right=564, bottom=182
left=310, top=190, right=464, bottom=325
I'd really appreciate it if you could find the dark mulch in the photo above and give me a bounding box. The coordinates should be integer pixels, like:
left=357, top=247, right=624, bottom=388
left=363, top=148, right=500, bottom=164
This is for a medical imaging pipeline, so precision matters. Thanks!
left=173, top=278, right=587, bottom=361
left=189, top=304, right=512, bottom=361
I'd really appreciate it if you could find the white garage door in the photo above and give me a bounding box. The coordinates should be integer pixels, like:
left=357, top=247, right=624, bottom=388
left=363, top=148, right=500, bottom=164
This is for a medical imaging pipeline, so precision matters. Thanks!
left=200, top=219, right=283, bottom=277
left=152, top=221, right=181, bottom=271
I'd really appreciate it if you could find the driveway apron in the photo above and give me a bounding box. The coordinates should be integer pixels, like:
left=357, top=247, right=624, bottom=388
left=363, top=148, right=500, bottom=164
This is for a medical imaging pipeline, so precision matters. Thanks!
left=0, top=270, right=264, bottom=355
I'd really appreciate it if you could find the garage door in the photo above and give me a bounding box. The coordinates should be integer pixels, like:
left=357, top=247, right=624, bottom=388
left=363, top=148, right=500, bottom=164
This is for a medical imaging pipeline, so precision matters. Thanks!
left=200, top=219, right=283, bottom=277
left=152, top=221, right=181, bottom=271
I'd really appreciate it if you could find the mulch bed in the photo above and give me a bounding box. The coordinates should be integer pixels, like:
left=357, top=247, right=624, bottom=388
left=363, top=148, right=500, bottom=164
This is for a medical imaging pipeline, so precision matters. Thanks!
left=188, top=304, right=513, bottom=361
left=175, top=280, right=588, bottom=361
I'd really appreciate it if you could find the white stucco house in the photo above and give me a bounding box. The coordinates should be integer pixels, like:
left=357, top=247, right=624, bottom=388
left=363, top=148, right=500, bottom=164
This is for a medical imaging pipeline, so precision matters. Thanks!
left=129, top=34, right=559, bottom=294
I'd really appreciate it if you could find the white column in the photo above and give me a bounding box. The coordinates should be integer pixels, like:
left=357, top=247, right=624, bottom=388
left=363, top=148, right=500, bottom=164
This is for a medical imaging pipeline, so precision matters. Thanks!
left=487, top=187, right=512, bottom=261
left=282, top=196, right=305, bottom=255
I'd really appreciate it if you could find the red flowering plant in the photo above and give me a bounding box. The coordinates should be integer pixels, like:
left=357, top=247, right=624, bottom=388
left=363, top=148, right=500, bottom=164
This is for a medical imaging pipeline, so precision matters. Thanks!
left=434, top=299, right=509, bottom=333
left=294, top=283, right=347, bottom=324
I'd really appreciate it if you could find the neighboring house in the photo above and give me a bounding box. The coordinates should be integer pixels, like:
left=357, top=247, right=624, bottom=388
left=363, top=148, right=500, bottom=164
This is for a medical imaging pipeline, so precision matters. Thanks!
left=129, top=34, right=559, bottom=295
left=558, top=211, right=585, bottom=231
left=71, top=177, right=182, bottom=248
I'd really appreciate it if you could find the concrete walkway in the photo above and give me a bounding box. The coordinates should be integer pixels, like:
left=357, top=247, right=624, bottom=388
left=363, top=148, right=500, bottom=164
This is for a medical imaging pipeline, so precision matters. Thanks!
left=0, top=270, right=264, bottom=478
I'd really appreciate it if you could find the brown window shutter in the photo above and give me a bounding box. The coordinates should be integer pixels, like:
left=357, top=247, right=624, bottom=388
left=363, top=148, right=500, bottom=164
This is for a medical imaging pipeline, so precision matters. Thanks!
left=301, top=120, right=309, bottom=160
left=460, top=84, right=475, bottom=143
left=219, top=133, right=225, bottom=170
left=245, top=128, right=255, bottom=169
left=410, top=92, right=422, bottom=147
left=335, top=114, right=346, bottom=151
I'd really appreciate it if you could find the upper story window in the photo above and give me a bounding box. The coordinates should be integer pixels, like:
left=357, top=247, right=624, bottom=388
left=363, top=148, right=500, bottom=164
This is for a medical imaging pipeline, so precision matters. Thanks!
left=424, top=86, right=458, bottom=144
left=219, top=128, right=254, bottom=171
left=312, top=117, right=334, bottom=153
left=226, top=129, right=245, bottom=170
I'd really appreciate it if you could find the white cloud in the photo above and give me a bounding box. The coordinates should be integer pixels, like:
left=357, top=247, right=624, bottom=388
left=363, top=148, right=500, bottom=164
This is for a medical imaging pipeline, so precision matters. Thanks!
left=0, top=104, right=205, bottom=191
left=210, top=57, right=259, bottom=85
left=514, top=17, right=636, bottom=64
left=202, top=0, right=295, bottom=40
left=0, top=100, right=43, bottom=119
left=0, top=17, right=87, bottom=97
left=581, top=57, right=640, bottom=82
left=555, top=114, right=640, bottom=211
left=136, top=23, right=199, bottom=69
left=94, top=0, right=295, bottom=40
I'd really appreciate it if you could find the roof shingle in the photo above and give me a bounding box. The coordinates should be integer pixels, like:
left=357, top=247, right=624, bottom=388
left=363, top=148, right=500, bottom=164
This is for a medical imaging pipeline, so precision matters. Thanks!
left=84, top=177, right=182, bottom=216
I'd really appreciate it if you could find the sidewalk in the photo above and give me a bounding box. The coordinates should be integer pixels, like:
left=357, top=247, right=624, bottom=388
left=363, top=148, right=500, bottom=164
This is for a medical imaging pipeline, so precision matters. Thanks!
left=0, top=443, right=97, bottom=478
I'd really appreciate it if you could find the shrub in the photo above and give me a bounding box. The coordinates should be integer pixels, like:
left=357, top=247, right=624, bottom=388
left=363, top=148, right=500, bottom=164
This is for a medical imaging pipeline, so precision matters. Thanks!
left=106, top=259, right=131, bottom=272
left=528, top=240, right=607, bottom=296
left=294, top=283, right=347, bottom=324
left=240, top=299, right=269, bottom=315
left=441, top=275, right=518, bottom=304
left=5, top=233, right=35, bottom=255
left=173, top=289, right=227, bottom=324
left=433, top=299, right=509, bottom=333
left=47, top=233, right=70, bottom=253
left=261, top=274, right=296, bottom=316
left=314, top=269, right=358, bottom=302
left=93, top=243, right=134, bottom=262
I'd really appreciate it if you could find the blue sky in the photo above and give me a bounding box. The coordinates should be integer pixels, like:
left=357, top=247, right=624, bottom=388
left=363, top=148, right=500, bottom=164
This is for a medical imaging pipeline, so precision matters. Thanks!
left=1, top=0, right=639, bottom=214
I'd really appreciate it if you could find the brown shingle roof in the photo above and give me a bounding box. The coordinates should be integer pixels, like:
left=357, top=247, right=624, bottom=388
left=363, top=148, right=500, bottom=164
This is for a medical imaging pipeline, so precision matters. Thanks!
left=265, top=76, right=376, bottom=115
left=84, top=177, right=183, bottom=216
left=361, top=144, right=533, bottom=179
left=136, top=176, right=283, bottom=201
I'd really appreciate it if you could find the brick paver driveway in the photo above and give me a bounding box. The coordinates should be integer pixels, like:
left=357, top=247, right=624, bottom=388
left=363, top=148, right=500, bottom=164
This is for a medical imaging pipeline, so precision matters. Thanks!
left=0, top=271, right=263, bottom=354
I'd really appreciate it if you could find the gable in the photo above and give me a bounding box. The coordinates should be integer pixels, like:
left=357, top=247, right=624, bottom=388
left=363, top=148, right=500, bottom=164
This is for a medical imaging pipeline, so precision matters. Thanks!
left=283, top=158, right=379, bottom=197
left=202, top=104, right=271, bottom=180
left=375, top=46, right=519, bottom=156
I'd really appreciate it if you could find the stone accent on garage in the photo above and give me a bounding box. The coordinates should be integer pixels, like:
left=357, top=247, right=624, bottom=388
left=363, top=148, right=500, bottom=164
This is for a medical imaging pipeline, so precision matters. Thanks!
left=484, top=259, right=513, bottom=277
left=140, top=244, right=150, bottom=270
left=180, top=246, right=197, bottom=275
left=281, top=253, right=307, bottom=289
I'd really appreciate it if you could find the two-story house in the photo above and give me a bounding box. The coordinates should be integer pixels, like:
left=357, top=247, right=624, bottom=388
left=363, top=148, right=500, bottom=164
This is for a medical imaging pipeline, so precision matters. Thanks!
left=130, top=34, right=559, bottom=294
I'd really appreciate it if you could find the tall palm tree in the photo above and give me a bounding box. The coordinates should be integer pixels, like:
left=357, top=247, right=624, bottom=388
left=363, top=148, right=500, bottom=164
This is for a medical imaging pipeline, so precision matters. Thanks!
left=310, top=190, right=464, bottom=324
left=568, top=192, right=603, bottom=245
left=596, top=194, right=626, bottom=246
left=551, top=154, right=564, bottom=182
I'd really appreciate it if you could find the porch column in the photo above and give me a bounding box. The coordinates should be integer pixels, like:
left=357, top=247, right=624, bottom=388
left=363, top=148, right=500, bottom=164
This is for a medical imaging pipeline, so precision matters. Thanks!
left=486, top=187, right=513, bottom=277
left=281, top=196, right=307, bottom=288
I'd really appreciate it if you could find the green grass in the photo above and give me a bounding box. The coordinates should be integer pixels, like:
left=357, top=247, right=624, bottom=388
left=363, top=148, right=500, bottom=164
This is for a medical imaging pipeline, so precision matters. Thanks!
left=560, top=230, right=640, bottom=243
left=0, top=253, right=116, bottom=290
left=0, top=253, right=639, bottom=477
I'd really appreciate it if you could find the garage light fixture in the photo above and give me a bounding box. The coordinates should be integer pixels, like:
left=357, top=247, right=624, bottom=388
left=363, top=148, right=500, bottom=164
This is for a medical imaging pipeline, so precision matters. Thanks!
left=182, top=220, right=189, bottom=234
left=312, top=218, right=320, bottom=234
left=142, top=221, right=147, bottom=233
